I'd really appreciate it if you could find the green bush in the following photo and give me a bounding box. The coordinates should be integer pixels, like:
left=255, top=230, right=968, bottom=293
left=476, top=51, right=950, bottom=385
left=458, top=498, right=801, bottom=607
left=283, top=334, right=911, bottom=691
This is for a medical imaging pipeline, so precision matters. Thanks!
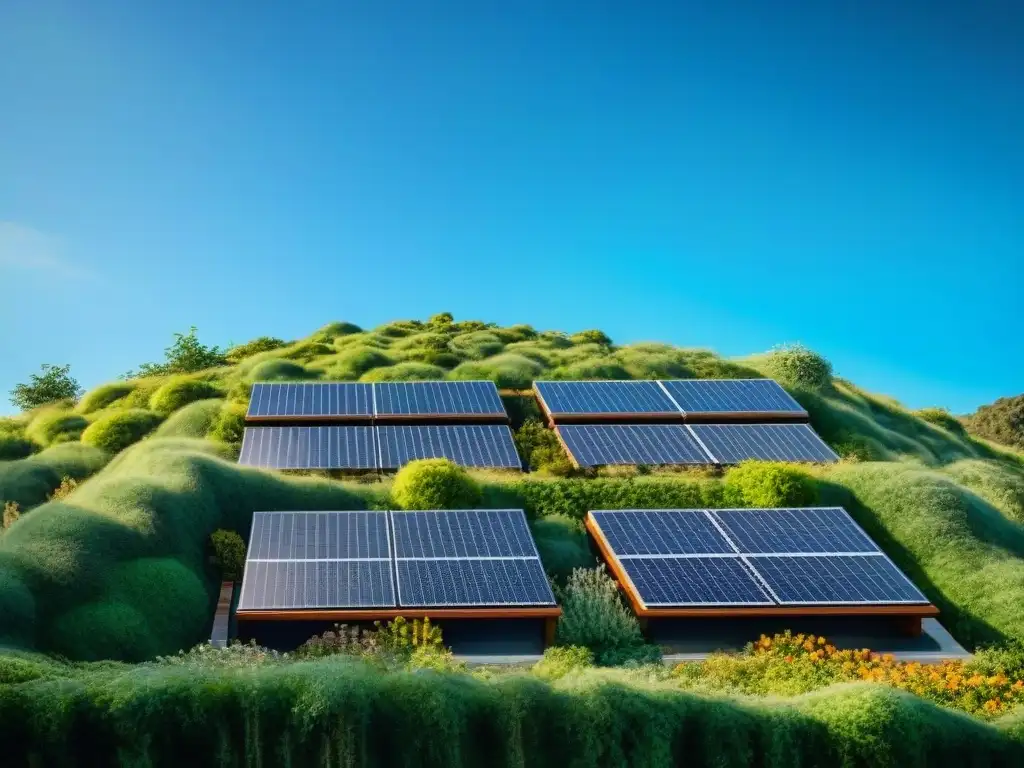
left=327, top=346, right=393, bottom=379
left=280, top=341, right=335, bottom=361
left=754, top=343, right=833, bottom=391
left=944, top=459, right=1024, bottom=523
left=149, top=377, right=222, bottom=415
left=555, top=566, right=656, bottom=665
left=0, top=443, right=109, bottom=510
left=514, top=419, right=573, bottom=475
left=569, top=329, right=612, bottom=347
left=0, top=435, right=35, bottom=461
left=532, top=645, right=594, bottom=680
left=24, top=410, right=88, bottom=447
left=210, top=529, right=246, bottom=581
left=449, top=353, right=545, bottom=390
left=723, top=461, right=820, bottom=507
left=209, top=402, right=247, bottom=445
left=965, top=394, right=1024, bottom=450
left=153, top=398, right=224, bottom=438
left=76, top=382, right=137, bottom=414
left=246, top=358, right=317, bottom=382
left=225, top=336, right=287, bottom=362
left=81, top=409, right=163, bottom=453
left=552, top=359, right=632, bottom=380
left=493, top=324, right=536, bottom=343
left=375, top=320, right=423, bottom=338
left=359, top=362, right=445, bottom=382
left=531, top=514, right=596, bottom=582
left=392, top=459, right=482, bottom=510
left=615, top=347, right=693, bottom=379
left=48, top=600, right=156, bottom=661
left=314, top=321, right=362, bottom=340
left=448, top=331, right=504, bottom=360
left=916, top=407, right=968, bottom=436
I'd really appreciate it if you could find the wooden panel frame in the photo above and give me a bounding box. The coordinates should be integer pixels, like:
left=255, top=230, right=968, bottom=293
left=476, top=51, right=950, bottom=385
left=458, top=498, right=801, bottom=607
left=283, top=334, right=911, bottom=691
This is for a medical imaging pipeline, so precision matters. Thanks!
left=584, top=513, right=939, bottom=621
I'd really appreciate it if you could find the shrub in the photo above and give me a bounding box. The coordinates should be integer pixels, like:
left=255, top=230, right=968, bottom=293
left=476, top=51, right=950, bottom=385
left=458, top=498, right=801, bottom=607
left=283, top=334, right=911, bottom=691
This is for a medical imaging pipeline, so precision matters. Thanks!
left=552, top=360, right=632, bottom=380
left=47, top=476, right=78, bottom=501
left=210, top=402, right=247, bottom=445
left=25, top=410, right=88, bottom=447
left=126, top=327, right=227, bottom=378
left=280, top=341, right=335, bottom=361
left=0, top=443, right=110, bottom=510
left=314, top=321, right=362, bottom=340
left=3, top=501, right=20, bottom=530
left=374, top=616, right=444, bottom=655
left=493, top=324, right=536, bottom=343
left=450, top=354, right=545, bottom=390
left=965, top=394, right=1024, bottom=450
left=570, top=329, right=612, bottom=347
left=328, top=346, right=393, bottom=379
left=448, top=331, right=504, bottom=360
left=555, top=566, right=655, bottom=665
left=76, top=382, right=137, bottom=414
left=246, top=359, right=317, bottom=382
left=359, top=362, right=445, bottom=382
left=916, top=407, right=967, bottom=436
left=81, top=409, right=163, bottom=453
left=295, top=623, right=381, bottom=659
left=532, top=645, right=594, bottom=680
left=149, top=377, right=222, bottom=415
left=755, top=343, right=833, bottom=391
left=616, top=347, right=693, bottom=379
left=392, top=459, right=482, bottom=509
left=153, top=398, right=224, bottom=438
left=9, top=364, right=83, bottom=410
left=723, top=461, right=820, bottom=507
left=514, top=419, right=573, bottom=475
left=531, top=514, right=595, bottom=582
left=0, top=434, right=35, bottom=461
left=48, top=600, right=156, bottom=661
left=428, top=312, right=454, bottom=328
left=375, top=321, right=423, bottom=338
left=210, top=529, right=246, bottom=581
left=225, top=336, right=287, bottom=362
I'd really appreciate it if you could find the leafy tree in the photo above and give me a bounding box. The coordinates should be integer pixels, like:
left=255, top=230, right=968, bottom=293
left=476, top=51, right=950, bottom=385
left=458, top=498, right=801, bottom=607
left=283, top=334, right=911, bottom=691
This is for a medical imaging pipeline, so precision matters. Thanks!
left=965, top=394, right=1024, bottom=450
left=210, top=530, right=246, bottom=582
left=9, top=364, right=83, bottom=410
left=125, top=327, right=227, bottom=378
left=570, top=329, right=612, bottom=347
left=428, top=312, right=454, bottom=327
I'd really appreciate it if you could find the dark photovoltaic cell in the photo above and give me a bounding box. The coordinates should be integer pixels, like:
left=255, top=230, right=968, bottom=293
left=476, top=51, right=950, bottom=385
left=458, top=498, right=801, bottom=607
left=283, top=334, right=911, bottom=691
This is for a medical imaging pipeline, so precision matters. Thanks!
left=246, top=382, right=373, bottom=419
left=238, top=426, right=377, bottom=469
left=557, top=424, right=712, bottom=467
left=710, top=508, right=879, bottom=554
left=377, top=425, right=521, bottom=469
left=237, top=560, right=395, bottom=609
left=688, top=423, right=838, bottom=464
left=621, top=556, right=773, bottom=607
left=391, top=509, right=537, bottom=558
left=247, top=511, right=391, bottom=560
left=660, top=379, right=806, bottom=417
left=395, top=558, right=555, bottom=606
left=374, top=381, right=506, bottom=418
left=590, top=510, right=733, bottom=555
left=534, top=380, right=680, bottom=417
left=748, top=555, right=929, bottom=605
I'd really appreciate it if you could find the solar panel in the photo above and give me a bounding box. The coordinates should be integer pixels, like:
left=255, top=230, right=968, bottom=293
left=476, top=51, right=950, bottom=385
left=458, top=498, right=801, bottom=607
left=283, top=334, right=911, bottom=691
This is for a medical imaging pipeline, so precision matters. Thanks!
left=247, top=511, right=391, bottom=559
left=746, top=555, right=929, bottom=605
left=238, top=426, right=378, bottom=469
left=660, top=379, right=806, bottom=418
left=395, top=558, right=554, bottom=606
left=710, top=508, right=880, bottom=555
left=534, top=380, right=681, bottom=418
left=374, top=381, right=507, bottom=419
left=238, top=510, right=396, bottom=611
left=590, top=510, right=733, bottom=555
left=377, top=425, right=521, bottom=469
left=391, top=509, right=538, bottom=558
left=246, top=382, right=374, bottom=420
left=619, top=557, right=775, bottom=607
left=687, top=423, right=838, bottom=464
left=557, top=424, right=713, bottom=467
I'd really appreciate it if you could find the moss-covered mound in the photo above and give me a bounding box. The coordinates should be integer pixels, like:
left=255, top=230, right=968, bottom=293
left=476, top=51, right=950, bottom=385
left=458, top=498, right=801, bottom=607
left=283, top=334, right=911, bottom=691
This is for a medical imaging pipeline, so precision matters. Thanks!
left=80, top=410, right=163, bottom=453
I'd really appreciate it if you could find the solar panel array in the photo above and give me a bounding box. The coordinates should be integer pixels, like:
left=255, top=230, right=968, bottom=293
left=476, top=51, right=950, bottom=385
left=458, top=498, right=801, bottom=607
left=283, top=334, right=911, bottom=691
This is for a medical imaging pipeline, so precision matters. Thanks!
left=535, top=381, right=680, bottom=418
left=688, top=423, right=839, bottom=464
left=238, top=425, right=520, bottom=470
left=246, top=381, right=506, bottom=422
left=238, top=509, right=556, bottom=612
left=589, top=507, right=929, bottom=609
left=660, top=378, right=806, bottom=418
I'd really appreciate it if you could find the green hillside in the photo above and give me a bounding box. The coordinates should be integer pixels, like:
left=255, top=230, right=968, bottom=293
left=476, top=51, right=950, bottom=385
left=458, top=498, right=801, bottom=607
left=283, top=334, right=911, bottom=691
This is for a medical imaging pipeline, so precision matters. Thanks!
left=3, top=314, right=1024, bottom=763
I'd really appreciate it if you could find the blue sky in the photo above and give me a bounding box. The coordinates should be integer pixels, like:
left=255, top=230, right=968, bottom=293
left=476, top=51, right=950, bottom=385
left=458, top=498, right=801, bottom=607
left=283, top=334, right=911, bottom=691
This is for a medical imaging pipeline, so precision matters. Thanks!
left=1, top=1, right=1021, bottom=416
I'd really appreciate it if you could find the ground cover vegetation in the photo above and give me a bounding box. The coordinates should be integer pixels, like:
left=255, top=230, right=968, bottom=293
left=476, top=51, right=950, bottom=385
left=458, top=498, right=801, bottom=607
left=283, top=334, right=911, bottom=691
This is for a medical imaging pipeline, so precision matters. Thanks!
left=4, top=315, right=1024, bottom=761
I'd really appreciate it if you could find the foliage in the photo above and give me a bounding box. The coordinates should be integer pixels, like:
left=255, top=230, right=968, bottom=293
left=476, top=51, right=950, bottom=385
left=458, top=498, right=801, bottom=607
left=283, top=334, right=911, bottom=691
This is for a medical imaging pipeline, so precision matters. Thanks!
left=80, top=409, right=163, bottom=453
left=246, top=358, right=317, bottom=382
left=127, top=327, right=227, bottom=377
left=314, top=321, right=362, bottom=340
left=448, top=331, right=505, bottom=360
left=9, top=364, right=83, bottom=410
left=209, top=529, right=246, bottom=581
left=552, top=359, right=632, bottom=380
left=224, top=336, right=287, bottom=362
left=532, top=645, right=595, bottom=680
left=392, top=459, right=483, bottom=510
left=148, top=377, right=222, bottom=415
left=294, top=623, right=381, bottom=659
left=76, top=382, right=136, bottom=414
left=0, top=434, right=36, bottom=461
left=153, top=398, right=224, bottom=439
left=0, top=443, right=109, bottom=511
left=326, top=345, right=393, bottom=379
left=209, top=402, right=247, bottom=445
left=570, top=329, right=612, bottom=347
left=531, top=514, right=596, bottom=582
left=966, top=394, right=1024, bottom=450
left=428, top=311, right=454, bottom=327
left=450, top=353, right=544, bottom=389
left=943, top=459, right=1024, bottom=523
left=359, top=362, right=446, bottom=381
left=374, top=616, right=444, bottom=655
left=916, top=407, right=968, bottom=436
left=555, top=566, right=656, bottom=665
left=723, top=461, right=820, bottom=507
left=24, top=410, right=88, bottom=447
left=514, top=418, right=573, bottom=475
left=2, top=501, right=20, bottom=530
left=46, top=476, right=78, bottom=502
left=753, top=343, right=833, bottom=391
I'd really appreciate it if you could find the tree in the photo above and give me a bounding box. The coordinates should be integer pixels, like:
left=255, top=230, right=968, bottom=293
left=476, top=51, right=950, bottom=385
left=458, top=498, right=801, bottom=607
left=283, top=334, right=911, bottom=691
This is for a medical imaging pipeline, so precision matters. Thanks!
left=210, top=529, right=246, bottom=582
left=9, top=364, right=83, bottom=410
left=125, top=327, right=227, bottom=378
left=965, top=394, right=1024, bottom=450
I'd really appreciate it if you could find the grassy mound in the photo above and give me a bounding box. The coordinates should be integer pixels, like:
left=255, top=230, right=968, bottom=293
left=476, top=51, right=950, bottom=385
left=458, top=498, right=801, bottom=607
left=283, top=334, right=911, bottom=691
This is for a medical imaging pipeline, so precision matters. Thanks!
left=359, top=362, right=446, bottom=382
left=75, top=382, right=137, bottom=414
left=0, top=443, right=109, bottom=510
left=449, top=353, right=544, bottom=389
left=245, top=358, right=317, bottom=382
left=148, top=377, right=222, bottom=415
left=325, top=345, right=393, bottom=379
left=448, top=331, right=504, bottom=359
left=0, top=435, right=36, bottom=461
left=24, top=411, right=88, bottom=447
left=81, top=410, right=163, bottom=454
left=153, top=399, right=224, bottom=439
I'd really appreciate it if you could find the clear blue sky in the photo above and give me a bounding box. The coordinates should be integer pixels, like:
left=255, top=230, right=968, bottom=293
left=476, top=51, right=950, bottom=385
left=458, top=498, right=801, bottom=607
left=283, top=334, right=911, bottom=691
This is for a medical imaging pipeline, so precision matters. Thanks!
left=2, top=0, right=1021, bottom=416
